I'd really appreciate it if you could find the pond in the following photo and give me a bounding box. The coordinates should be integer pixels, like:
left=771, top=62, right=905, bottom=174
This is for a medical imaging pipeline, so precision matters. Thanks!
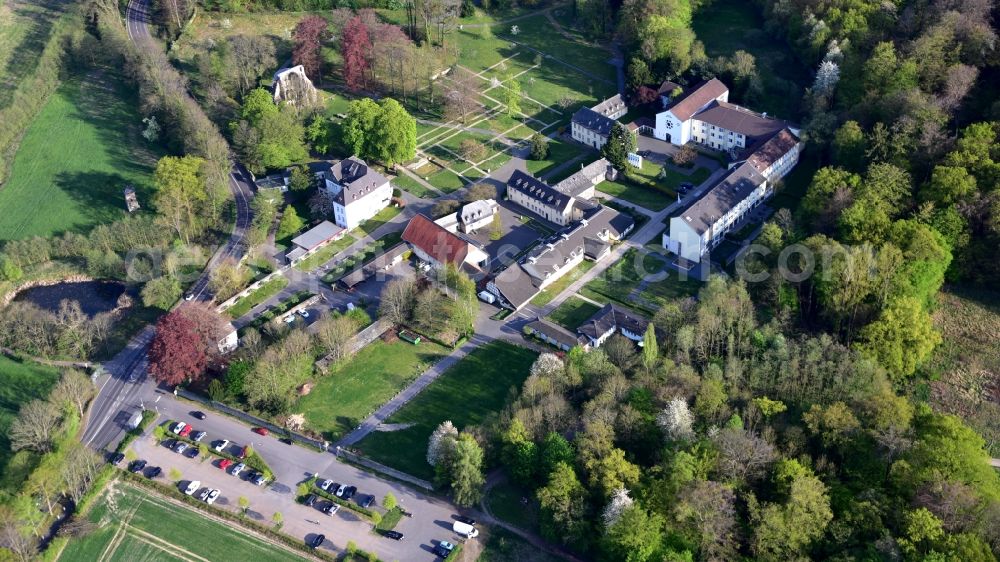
left=13, top=280, right=131, bottom=317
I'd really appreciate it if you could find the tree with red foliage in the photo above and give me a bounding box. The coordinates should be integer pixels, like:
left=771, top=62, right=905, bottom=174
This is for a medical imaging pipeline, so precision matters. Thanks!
left=341, top=16, right=372, bottom=92
left=635, top=85, right=658, bottom=106
left=148, top=309, right=208, bottom=387
left=292, top=15, right=330, bottom=80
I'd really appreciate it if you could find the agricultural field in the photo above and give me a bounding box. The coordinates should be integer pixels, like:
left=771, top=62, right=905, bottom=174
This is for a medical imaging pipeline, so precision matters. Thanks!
left=0, top=356, right=61, bottom=489
left=926, top=288, right=1000, bottom=455
left=356, top=341, right=536, bottom=479
left=57, top=482, right=310, bottom=562
left=296, top=339, right=450, bottom=441
left=0, top=73, right=161, bottom=240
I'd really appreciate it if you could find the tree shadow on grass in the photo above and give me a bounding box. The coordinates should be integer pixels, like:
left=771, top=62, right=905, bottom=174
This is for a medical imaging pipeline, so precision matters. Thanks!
left=0, top=0, right=66, bottom=110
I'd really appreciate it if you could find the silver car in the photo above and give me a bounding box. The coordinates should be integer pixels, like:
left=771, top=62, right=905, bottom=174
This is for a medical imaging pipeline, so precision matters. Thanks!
left=231, top=462, right=246, bottom=476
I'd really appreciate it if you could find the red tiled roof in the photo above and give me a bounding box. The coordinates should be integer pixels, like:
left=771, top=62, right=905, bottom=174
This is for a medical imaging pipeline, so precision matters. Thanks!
left=747, top=129, right=799, bottom=172
left=667, top=78, right=729, bottom=121
left=401, top=214, right=470, bottom=266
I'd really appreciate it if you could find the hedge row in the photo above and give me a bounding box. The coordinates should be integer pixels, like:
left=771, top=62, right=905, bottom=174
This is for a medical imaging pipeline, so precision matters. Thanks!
left=115, top=410, right=158, bottom=454
left=118, top=472, right=339, bottom=561
left=444, top=544, right=463, bottom=561
left=159, top=420, right=275, bottom=480
left=302, top=477, right=377, bottom=520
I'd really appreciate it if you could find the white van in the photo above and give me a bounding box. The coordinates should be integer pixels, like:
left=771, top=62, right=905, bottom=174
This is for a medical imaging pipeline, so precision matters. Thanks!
left=477, top=291, right=496, bottom=305
left=452, top=521, right=479, bottom=538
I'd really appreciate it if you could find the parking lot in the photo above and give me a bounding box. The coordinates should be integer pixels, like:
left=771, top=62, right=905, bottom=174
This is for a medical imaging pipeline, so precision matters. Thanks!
left=130, top=401, right=477, bottom=561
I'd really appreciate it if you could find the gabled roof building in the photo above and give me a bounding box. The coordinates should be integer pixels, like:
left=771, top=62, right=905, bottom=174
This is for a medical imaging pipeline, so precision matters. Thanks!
left=321, top=157, right=393, bottom=230
left=401, top=214, right=489, bottom=273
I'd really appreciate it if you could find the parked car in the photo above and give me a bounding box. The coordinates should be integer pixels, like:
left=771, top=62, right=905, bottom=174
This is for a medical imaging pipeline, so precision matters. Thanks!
left=129, top=460, right=147, bottom=473
left=146, top=466, right=162, bottom=479
left=252, top=473, right=267, bottom=486
left=361, top=495, right=375, bottom=509
left=283, top=315, right=296, bottom=324
left=279, top=437, right=293, bottom=445
left=109, top=452, right=125, bottom=465
left=183, top=480, right=201, bottom=495
left=191, top=411, right=207, bottom=420
left=452, top=521, right=479, bottom=538
left=231, top=462, right=246, bottom=476
left=186, top=446, right=199, bottom=458
left=213, top=439, right=229, bottom=453
left=252, top=427, right=269, bottom=436
left=178, top=425, right=193, bottom=438
left=197, top=488, right=212, bottom=501
left=237, top=446, right=248, bottom=459
left=383, top=531, right=404, bottom=541
left=455, top=515, right=477, bottom=526
left=219, top=458, right=233, bottom=470
left=310, top=534, right=325, bottom=549
left=319, top=479, right=334, bottom=491
left=205, top=489, right=220, bottom=505
left=174, top=442, right=188, bottom=454
left=298, top=309, right=310, bottom=318
left=334, top=484, right=347, bottom=497
left=172, top=422, right=187, bottom=435
left=192, top=431, right=207, bottom=442
left=434, top=541, right=455, bottom=557
left=322, top=503, right=340, bottom=516
left=305, top=494, right=318, bottom=507
left=163, top=439, right=176, bottom=449
left=343, top=486, right=357, bottom=500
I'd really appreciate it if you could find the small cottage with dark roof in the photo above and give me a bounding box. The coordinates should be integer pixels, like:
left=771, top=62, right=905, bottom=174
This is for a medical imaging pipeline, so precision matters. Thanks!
left=576, top=303, right=650, bottom=348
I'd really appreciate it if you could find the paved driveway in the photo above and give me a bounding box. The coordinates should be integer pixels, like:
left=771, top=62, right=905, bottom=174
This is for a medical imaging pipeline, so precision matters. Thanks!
left=139, top=400, right=472, bottom=562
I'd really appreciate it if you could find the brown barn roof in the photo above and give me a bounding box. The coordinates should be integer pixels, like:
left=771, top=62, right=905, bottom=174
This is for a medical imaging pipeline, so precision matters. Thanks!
left=746, top=128, right=800, bottom=172
left=694, top=101, right=787, bottom=138
left=401, top=214, right=470, bottom=266
left=667, top=78, right=728, bottom=121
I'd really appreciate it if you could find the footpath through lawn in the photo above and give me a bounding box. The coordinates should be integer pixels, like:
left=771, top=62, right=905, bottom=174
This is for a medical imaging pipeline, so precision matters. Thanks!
left=355, top=341, right=537, bottom=480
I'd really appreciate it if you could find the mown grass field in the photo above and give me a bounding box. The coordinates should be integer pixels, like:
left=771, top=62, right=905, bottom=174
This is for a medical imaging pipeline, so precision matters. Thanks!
left=58, top=482, right=310, bottom=562
left=531, top=260, right=595, bottom=306
left=547, top=297, right=602, bottom=330
left=0, top=73, right=160, bottom=240
left=356, top=341, right=536, bottom=479
left=580, top=248, right=701, bottom=314
left=297, top=339, right=451, bottom=441
left=0, top=356, right=60, bottom=488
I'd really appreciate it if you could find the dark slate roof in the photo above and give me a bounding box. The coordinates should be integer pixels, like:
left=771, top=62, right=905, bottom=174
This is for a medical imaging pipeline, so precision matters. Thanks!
left=327, top=157, right=389, bottom=206
left=507, top=170, right=573, bottom=214
left=657, top=80, right=683, bottom=96
left=571, top=107, right=616, bottom=137
left=583, top=236, right=610, bottom=259
left=667, top=78, right=728, bottom=121
left=577, top=303, right=650, bottom=341
left=491, top=266, right=541, bottom=309
left=676, top=162, right=766, bottom=234
left=694, top=101, right=787, bottom=139
left=555, top=158, right=611, bottom=197
left=746, top=128, right=799, bottom=173
left=526, top=319, right=584, bottom=348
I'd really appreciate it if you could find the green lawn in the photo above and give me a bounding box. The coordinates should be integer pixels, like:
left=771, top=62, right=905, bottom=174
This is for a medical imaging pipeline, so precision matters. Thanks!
left=426, top=168, right=467, bottom=193
left=530, top=260, right=595, bottom=306
left=293, top=233, right=357, bottom=272
left=524, top=139, right=587, bottom=178
left=692, top=0, right=811, bottom=119
left=660, top=165, right=711, bottom=190
left=580, top=248, right=700, bottom=314
left=547, top=297, right=602, bottom=330
left=486, top=480, right=540, bottom=532
left=225, top=275, right=289, bottom=318
left=297, top=339, right=451, bottom=441
left=597, top=179, right=673, bottom=211
left=0, top=73, right=161, bottom=240
left=0, top=356, right=60, bottom=491
left=478, top=526, right=564, bottom=562
left=58, top=482, right=310, bottom=562
left=356, top=341, right=537, bottom=480
left=391, top=174, right=434, bottom=198
left=358, top=205, right=402, bottom=236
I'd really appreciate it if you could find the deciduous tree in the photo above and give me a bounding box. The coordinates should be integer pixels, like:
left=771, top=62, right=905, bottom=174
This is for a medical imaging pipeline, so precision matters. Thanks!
left=148, top=309, right=209, bottom=386
left=9, top=400, right=61, bottom=453
left=292, top=16, right=329, bottom=80
left=342, top=16, right=371, bottom=92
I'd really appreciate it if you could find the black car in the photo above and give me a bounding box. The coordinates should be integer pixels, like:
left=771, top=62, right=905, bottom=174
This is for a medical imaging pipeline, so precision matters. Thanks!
left=361, top=495, right=375, bottom=509
left=279, top=437, right=293, bottom=445
left=192, top=411, right=207, bottom=420
left=383, top=531, right=404, bottom=541
left=186, top=446, right=199, bottom=458
left=310, top=534, right=325, bottom=549
left=343, top=486, right=357, bottom=499
left=147, top=466, right=162, bottom=478
left=455, top=515, right=477, bottom=526
left=305, top=494, right=318, bottom=507
left=678, top=182, right=694, bottom=192
left=109, top=452, right=125, bottom=465
left=128, top=460, right=147, bottom=473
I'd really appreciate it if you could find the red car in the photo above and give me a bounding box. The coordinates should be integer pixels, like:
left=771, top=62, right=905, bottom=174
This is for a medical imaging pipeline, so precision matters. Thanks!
left=178, top=425, right=193, bottom=438
left=252, top=427, right=269, bottom=436
left=219, top=459, right=233, bottom=470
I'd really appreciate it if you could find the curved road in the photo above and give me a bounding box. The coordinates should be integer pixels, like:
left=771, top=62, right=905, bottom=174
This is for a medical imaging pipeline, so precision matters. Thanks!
left=81, top=0, right=254, bottom=450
